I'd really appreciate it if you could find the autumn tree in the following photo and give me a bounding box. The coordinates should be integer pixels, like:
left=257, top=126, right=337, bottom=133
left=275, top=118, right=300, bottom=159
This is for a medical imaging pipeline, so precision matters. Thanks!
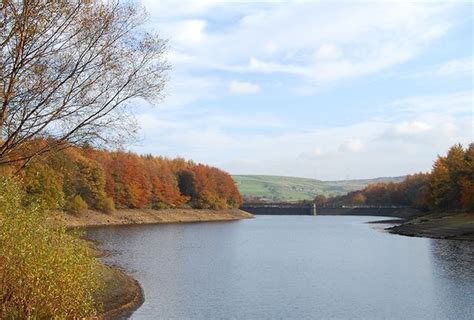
left=98, top=151, right=151, bottom=208
left=324, top=143, right=472, bottom=212
left=400, top=173, right=430, bottom=209
left=143, top=157, right=188, bottom=208
left=352, top=192, right=367, bottom=205
left=188, top=164, right=242, bottom=209
left=62, top=149, right=114, bottom=212
left=429, top=144, right=473, bottom=211
left=0, top=0, right=169, bottom=167
left=177, top=169, right=198, bottom=200
left=460, top=144, right=474, bottom=210
left=314, top=195, right=328, bottom=207
left=24, top=161, right=64, bottom=209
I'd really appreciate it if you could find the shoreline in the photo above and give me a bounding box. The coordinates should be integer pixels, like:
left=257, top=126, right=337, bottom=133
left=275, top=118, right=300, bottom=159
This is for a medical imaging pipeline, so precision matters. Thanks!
left=77, top=208, right=253, bottom=319
left=386, top=212, right=474, bottom=241
left=95, top=265, right=145, bottom=320
left=63, top=208, right=253, bottom=228
left=84, top=238, right=144, bottom=319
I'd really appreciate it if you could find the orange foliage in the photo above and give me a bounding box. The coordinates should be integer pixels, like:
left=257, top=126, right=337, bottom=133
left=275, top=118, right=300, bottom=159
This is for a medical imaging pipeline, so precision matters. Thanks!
left=143, top=157, right=189, bottom=207
left=17, top=143, right=242, bottom=211
left=325, top=143, right=473, bottom=212
left=190, top=164, right=242, bottom=209
left=75, top=148, right=241, bottom=210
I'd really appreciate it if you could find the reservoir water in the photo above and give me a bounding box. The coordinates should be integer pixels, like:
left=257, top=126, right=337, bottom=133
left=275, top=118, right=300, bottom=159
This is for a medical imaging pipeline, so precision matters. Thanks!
left=87, top=216, right=474, bottom=319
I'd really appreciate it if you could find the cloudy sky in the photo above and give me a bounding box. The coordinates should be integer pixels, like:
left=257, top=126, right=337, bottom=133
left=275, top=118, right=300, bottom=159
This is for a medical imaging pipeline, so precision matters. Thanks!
left=130, top=0, right=473, bottom=180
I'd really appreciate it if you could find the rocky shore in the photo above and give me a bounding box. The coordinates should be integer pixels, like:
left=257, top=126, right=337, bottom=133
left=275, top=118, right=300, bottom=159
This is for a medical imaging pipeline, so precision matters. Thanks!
left=63, top=208, right=253, bottom=228
left=95, top=265, right=144, bottom=320
left=386, top=212, right=474, bottom=241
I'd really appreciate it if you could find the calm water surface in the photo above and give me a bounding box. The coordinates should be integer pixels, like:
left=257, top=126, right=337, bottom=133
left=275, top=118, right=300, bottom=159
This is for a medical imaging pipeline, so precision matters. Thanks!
left=87, top=216, right=474, bottom=319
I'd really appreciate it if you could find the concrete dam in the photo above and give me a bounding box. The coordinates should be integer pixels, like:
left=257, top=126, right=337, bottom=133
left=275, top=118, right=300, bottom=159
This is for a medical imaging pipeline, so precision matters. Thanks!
left=241, top=203, right=316, bottom=216
left=241, top=204, right=410, bottom=218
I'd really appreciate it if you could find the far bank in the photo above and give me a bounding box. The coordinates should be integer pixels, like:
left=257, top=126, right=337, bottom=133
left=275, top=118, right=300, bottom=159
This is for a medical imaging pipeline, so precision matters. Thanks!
left=62, top=208, right=253, bottom=228
left=387, top=212, right=474, bottom=241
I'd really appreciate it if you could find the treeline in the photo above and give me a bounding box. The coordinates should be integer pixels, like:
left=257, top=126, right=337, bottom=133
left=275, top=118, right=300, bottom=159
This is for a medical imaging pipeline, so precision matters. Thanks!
left=8, top=142, right=242, bottom=213
left=316, top=143, right=473, bottom=212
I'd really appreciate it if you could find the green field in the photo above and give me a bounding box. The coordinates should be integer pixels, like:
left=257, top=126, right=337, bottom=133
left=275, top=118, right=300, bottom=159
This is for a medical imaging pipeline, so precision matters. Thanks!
left=232, top=175, right=405, bottom=202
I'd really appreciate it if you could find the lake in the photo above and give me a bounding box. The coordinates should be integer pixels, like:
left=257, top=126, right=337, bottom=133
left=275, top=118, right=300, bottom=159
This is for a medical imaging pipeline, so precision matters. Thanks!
left=87, top=216, right=474, bottom=319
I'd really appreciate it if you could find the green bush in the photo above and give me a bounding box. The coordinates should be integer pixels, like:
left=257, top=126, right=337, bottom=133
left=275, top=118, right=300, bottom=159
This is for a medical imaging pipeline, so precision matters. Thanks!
left=0, top=177, right=101, bottom=318
left=66, top=195, right=89, bottom=214
left=96, top=195, right=115, bottom=213
left=63, top=156, right=111, bottom=212
left=152, top=201, right=170, bottom=210
left=24, top=162, right=65, bottom=210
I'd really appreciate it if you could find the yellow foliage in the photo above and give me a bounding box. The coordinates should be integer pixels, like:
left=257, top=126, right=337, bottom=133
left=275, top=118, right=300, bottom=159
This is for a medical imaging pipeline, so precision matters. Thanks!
left=66, top=195, right=89, bottom=214
left=0, top=177, right=101, bottom=319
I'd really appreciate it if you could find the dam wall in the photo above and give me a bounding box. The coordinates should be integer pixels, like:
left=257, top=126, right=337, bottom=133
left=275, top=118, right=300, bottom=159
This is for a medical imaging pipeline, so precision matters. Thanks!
left=241, top=204, right=418, bottom=218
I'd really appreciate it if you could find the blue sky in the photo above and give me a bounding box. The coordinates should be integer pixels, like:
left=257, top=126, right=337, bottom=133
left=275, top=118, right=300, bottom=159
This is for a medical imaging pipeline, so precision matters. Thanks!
left=131, top=0, right=473, bottom=180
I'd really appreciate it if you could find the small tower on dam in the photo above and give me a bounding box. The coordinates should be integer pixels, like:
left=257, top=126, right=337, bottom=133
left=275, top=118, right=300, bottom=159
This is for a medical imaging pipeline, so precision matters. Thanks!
left=311, top=203, right=317, bottom=216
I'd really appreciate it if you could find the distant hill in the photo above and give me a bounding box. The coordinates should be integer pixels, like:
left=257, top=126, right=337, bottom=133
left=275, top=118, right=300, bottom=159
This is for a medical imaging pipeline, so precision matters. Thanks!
left=232, top=175, right=405, bottom=202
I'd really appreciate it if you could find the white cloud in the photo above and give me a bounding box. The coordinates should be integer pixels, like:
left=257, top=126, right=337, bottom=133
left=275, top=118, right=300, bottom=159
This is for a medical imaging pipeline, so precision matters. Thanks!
left=412, top=57, right=473, bottom=78
left=311, top=148, right=323, bottom=157
left=228, top=80, right=261, bottom=95
left=164, top=19, right=207, bottom=44
left=143, top=1, right=456, bottom=87
left=339, top=138, right=364, bottom=153
left=315, top=44, right=342, bottom=60
left=264, top=41, right=278, bottom=55
left=157, top=74, right=221, bottom=109
left=391, top=90, right=472, bottom=115
left=393, top=121, right=431, bottom=136
left=205, top=113, right=282, bottom=128
left=132, top=89, right=472, bottom=180
left=435, top=57, right=473, bottom=76
left=140, top=0, right=221, bottom=19
left=129, top=1, right=471, bottom=179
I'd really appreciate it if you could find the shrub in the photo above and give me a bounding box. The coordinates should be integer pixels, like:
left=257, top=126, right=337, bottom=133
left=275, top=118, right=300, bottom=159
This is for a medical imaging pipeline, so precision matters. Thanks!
left=24, top=162, right=65, bottom=210
left=66, top=195, right=89, bottom=214
left=152, top=201, right=170, bottom=210
left=96, top=196, right=115, bottom=213
left=0, top=177, right=101, bottom=318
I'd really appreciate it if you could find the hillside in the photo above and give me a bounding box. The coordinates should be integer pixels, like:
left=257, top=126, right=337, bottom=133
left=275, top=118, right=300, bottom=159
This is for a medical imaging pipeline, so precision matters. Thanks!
left=232, top=175, right=405, bottom=201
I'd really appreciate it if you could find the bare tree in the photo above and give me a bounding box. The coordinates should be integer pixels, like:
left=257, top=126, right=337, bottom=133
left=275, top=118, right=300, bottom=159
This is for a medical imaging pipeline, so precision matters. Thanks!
left=0, top=0, right=169, bottom=166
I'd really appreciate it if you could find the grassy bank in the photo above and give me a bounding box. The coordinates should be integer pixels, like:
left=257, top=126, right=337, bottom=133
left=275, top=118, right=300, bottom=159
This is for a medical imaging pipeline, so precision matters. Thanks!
left=387, top=212, right=474, bottom=241
left=62, top=208, right=253, bottom=228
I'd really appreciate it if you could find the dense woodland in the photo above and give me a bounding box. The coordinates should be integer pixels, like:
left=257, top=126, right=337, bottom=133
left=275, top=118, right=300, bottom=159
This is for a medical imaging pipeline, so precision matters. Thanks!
left=316, top=144, right=474, bottom=212
left=3, top=142, right=242, bottom=212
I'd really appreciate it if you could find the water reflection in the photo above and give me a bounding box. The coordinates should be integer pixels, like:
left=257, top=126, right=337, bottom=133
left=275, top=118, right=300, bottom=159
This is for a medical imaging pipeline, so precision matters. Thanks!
left=87, top=216, right=474, bottom=319
left=429, top=239, right=474, bottom=319
left=430, top=240, right=474, bottom=278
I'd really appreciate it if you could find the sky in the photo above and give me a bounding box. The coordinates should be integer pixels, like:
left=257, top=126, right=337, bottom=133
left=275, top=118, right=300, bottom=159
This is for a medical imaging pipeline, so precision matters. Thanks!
left=129, top=0, right=473, bottom=180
